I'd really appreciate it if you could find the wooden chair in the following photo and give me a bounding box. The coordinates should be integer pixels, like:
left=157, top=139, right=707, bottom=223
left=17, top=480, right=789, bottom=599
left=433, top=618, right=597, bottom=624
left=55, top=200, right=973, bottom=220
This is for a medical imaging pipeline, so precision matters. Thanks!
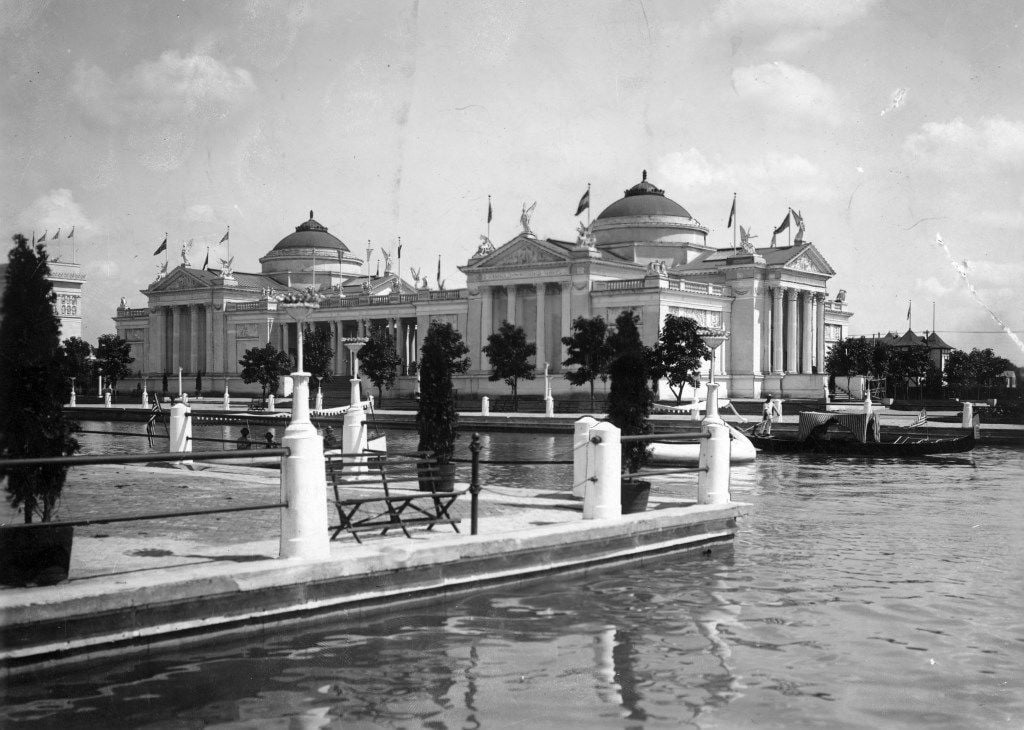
left=326, top=451, right=466, bottom=543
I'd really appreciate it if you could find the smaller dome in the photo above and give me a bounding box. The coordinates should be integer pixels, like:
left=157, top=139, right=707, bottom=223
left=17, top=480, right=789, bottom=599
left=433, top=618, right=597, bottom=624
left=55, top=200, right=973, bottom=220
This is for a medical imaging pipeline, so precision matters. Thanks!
left=271, top=211, right=349, bottom=252
left=596, top=170, right=693, bottom=220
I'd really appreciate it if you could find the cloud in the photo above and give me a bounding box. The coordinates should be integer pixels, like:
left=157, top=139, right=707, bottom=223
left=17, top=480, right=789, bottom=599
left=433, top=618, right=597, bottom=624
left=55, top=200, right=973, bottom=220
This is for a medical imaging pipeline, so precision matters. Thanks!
left=904, top=116, right=1024, bottom=169
left=732, top=62, right=841, bottom=126
left=709, top=0, right=879, bottom=51
left=183, top=204, right=218, bottom=224
left=14, top=189, right=99, bottom=240
left=73, top=51, right=255, bottom=126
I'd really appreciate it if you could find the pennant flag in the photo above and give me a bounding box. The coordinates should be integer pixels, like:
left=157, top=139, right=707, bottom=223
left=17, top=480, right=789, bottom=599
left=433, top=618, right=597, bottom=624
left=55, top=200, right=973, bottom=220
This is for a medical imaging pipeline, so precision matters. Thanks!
left=575, top=187, right=590, bottom=216
left=68, top=225, right=75, bottom=239
left=487, top=197, right=493, bottom=224
left=907, top=408, right=927, bottom=428
left=397, top=236, right=403, bottom=258
left=770, top=211, right=789, bottom=246
left=906, top=300, right=912, bottom=324
left=219, top=227, right=229, bottom=244
left=437, top=255, right=442, bottom=284
left=791, top=209, right=805, bottom=243
left=38, top=230, right=48, bottom=242
left=54, top=227, right=61, bottom=239
left=727, top=194, right=736, bottom=228
left=154, top=234, right=168, bottom=256
left=202, top=248, right=209, bottom=270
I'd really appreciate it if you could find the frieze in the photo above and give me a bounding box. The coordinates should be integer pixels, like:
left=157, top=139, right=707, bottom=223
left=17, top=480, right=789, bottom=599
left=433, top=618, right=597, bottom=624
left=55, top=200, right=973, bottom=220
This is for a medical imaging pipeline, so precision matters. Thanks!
left=236, top=323, right=259, bottom=339
left=478, top=268, right=565, bottom=282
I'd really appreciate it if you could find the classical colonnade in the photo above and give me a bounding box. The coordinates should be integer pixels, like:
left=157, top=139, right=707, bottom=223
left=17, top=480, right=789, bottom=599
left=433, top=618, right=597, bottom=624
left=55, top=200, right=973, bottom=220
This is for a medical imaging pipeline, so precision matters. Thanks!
left=765, top=286, right=827, bottom=375
left=149, top=304, right=211, bottom=376
left=477, top=282, right=571, bottom=373
left=276, top=317, right=419, bottom=377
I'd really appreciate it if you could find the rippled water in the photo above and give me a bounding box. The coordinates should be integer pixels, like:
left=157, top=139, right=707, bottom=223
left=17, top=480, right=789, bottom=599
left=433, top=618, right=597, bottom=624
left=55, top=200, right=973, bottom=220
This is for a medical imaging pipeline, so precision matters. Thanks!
left=3, top=424, right=1022, bottom=728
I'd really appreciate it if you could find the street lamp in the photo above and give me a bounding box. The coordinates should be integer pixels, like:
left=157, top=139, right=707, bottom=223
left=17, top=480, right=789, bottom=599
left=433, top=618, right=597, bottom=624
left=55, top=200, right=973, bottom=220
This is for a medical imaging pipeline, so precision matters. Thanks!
left=278, top=288, right=322, bottom=425
left=697, top=326, right=729, bottom=423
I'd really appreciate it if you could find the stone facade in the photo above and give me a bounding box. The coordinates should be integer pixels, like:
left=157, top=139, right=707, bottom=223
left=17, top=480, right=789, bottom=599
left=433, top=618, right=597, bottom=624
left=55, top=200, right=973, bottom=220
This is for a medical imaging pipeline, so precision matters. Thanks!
left=114, top=176, right=854, bottom=399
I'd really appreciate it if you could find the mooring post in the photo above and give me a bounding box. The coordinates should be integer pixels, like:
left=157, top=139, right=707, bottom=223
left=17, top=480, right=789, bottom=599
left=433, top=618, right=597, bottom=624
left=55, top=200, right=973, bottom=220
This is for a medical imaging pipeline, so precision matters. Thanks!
left=583, top=421, right=621, bottom=520
left=141, top=385, right=148, bottom=408
left=545, top=396, right=554, bottom=417
left=103, top=390, right=112, bottom=408
left=223, top=384, right=230, bottom=411
left=279, top=370, right=330, bottom=560
left=961, top=400, right=973, bottom=428
left=267, top=393, right=275, bottom=411
left=168, top=400, right=193, bottom=466
left=481, top=396, right=489, bottom=416
left=690, top=388, right=701, bottom=421
left=470, top=432, right=482, bottom=535
left=698, top=420, right=731, bottom=505
left=572, top=416, right=598, bottom=498
left=342, top=400, right=368, bottom=474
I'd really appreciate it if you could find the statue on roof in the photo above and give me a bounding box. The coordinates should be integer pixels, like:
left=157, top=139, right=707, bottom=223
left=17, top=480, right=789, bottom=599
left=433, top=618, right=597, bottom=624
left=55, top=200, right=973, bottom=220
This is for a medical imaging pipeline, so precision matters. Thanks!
left=475, top=234, right=495, bottom=256
left=792, top=210, right=806, bottom=244
left=219, top=256, right=235, bottom=278
left=180, top=239, right=193, bottom=267
left=409, top=266, right=422, bottom=289
left=575, top=221, right=595, bottom=249
left=520, top=201, right=537, bottom=237
left=739, top=225, right=758, bottom=254
left=156, top=261, right=168, bottom=279
left=382, top=248, right=393, bottom=274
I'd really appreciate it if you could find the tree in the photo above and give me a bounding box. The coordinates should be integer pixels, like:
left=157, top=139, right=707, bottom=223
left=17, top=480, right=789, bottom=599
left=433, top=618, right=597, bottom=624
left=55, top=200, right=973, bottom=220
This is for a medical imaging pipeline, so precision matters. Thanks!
left=650, top=314, right=711, bottom=404
left=561, top=315, right=612, bottom=411
left=58, top=336, right=92, bottom=395
left=358, top=323, right=401, bottom=400
left=415, top=321, right=470, bottom=464
left=303, top=326, right=335, bottom=387
left=239, top=343, right=292, bottom=401
left=95, top=333, right=134, bottom=392
left=483, top=320, right=536, bottom=410
left=606, top=310, right=653, bottom=473
left=0, top=234, right=80, bottom=523
left=825, top=337, right=876, bottom=377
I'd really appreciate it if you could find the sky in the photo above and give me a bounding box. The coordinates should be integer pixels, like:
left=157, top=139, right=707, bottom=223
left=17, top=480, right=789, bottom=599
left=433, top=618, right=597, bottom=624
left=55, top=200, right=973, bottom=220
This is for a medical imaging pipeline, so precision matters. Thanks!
left=2, top=0, right=1022, bottom=362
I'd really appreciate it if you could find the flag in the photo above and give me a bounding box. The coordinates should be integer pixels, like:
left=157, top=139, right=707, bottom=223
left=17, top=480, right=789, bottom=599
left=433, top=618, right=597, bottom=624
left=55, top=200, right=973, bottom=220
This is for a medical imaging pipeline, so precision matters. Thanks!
left=54, top=227, right=61, bottom=239
left=397, top=237, right=402, bottom=258
left=906, top=300, right=912, bottom=323
left=437, top=255, right=441, bottom=284
left=219, top=227, right=229, bottom=244
left=575, top=187, right=590, bottom=216
left=68, top=225, right=75, bottom=239
left=770, top=211, right=790, bottom=246
left=487, top=198, right=493, bottom=223
left=202, top=248, right=209, bottom=270
left=727, top=194, right=736, bottom=228
left=154, top=234, right=167, bottom=256
left=39, top=230, right=48, bottom=242
left=906, top=408, right=927, bottom=428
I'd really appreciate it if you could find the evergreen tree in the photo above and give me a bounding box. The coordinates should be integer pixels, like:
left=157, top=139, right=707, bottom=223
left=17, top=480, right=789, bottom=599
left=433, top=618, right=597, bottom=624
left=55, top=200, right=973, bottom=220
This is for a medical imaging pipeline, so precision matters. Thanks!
left=58, top=336, right=92, bottom=395
left=0, top=234, right=80, bottom=523
left=239, top=343, right=292, bottom=401
left=483, top=320, right=536, bottom=410
left=415, top=321, right=470, bottom=464
left=95, top=333, right=134, bottom=392
left=357, top=323, right=401, bottom=400
left=561, top=315, right=612, bottom=412
left=606, top=310, right=653, bottom=473
left=302, top=325, right=335, bottom=385
left=650, top=314, right=710, bottom=404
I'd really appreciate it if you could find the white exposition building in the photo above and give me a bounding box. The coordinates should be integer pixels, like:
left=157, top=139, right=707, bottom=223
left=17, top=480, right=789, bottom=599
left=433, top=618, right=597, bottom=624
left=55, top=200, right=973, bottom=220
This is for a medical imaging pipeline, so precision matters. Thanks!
left=114, top=173, right=853, bottom=399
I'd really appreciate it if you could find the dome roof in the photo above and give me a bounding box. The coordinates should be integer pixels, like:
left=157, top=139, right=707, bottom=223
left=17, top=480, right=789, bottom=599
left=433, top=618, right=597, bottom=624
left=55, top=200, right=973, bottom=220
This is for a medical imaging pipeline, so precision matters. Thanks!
left=596, top=170, right=692, bottom=220
left=271, top=211, right=349, bottom=252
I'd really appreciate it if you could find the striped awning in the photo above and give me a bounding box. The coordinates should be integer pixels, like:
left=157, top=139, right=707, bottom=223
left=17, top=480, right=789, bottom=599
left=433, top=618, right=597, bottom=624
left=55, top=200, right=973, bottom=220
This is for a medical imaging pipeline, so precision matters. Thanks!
left=798, top=411, right=879, bottom=443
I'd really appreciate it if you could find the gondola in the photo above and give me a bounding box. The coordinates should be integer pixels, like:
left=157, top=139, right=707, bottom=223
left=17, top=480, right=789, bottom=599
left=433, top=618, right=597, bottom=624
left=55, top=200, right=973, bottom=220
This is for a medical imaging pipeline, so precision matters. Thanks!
left=747, top=410, right=978, bottom=457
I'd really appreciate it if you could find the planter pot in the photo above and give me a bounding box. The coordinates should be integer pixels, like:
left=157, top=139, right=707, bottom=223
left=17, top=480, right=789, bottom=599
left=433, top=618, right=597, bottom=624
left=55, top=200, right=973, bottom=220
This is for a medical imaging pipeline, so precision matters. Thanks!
left=418, top=462, right=457, bottom=492
left=621, top=479, right=651, bottom=514
left=0, top=524, right=74, bottom=587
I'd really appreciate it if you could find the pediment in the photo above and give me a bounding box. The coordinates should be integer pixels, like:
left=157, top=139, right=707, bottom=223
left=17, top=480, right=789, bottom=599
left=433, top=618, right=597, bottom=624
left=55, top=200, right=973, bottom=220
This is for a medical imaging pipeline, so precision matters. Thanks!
left=784, top=246, right=835, bottom=276
left=469, top=236, right=570, bottom=269
left=150, top=267, right=209, bottom=292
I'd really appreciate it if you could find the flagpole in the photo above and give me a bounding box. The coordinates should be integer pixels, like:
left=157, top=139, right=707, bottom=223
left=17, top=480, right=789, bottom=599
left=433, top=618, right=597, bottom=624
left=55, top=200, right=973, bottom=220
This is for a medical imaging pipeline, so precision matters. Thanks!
left=732, top=193, right=737, bottom=251
left=587, top=183, right=591, bottom=227
left=397, top=236, right=402, bottom=288
left=932, top=301, right=936, bottom=333
left=788, top=209, right=792, bottom=247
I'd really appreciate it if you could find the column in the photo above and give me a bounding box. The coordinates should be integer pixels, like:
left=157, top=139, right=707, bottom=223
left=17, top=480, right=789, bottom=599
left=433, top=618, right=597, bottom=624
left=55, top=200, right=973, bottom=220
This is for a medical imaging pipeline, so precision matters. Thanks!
left=761, top=289, right=772, bottom=375
left=149, top=307, right=163, bottom=375
left=171, top=306, right=183, bottom=372
left=560, top=283, right=571, bottom=367
left=205, top=306, right=214, bottom=373
left=505, top=284, right=517, bottom=325
left=816, top=293, right=827, bottom=373
left=189, top=305, right=200, bottom=373
left=772, top=287, right=783, bottom=374
left=785, top=288, right=798, bottom=374
left=480, top=286, right=493, bottom=370
left=801, top=291, right=813, bottom=374
left=534, top=283, right=546, bottom=368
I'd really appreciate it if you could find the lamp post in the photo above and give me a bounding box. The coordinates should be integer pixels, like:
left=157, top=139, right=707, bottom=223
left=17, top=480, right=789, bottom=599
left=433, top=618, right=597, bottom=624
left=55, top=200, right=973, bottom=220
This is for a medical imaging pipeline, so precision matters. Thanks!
left=177, top=366, right=183, bottom=398
left=697, top=327, right=729, bottom=423
left=69, top=376, right=77, bottom=407
left=278, top=289, right=322, bottom=422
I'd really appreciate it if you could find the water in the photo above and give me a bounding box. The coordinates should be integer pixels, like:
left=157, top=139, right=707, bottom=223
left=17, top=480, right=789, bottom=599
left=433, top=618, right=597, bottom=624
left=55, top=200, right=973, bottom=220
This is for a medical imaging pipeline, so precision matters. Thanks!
left=2, top=424, right=1022, bottom=728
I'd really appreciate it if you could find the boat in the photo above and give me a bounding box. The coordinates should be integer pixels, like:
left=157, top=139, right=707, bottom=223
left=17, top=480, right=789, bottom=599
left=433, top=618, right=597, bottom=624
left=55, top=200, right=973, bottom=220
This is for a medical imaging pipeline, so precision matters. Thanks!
left=648, top=421, right=757, bottom=464
left=747, top=410, right=978, bottom=457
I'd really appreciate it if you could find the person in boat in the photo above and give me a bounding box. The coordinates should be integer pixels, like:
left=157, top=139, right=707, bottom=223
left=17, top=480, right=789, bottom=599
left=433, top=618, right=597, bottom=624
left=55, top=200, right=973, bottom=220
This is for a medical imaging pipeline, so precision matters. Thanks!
left=236, top=427, right=252, bottom=450
left=322, top=426, right=337, bottom=449
left=758, top=395, right=776, bottom=436
left=264, top=431, right=276, bottom=449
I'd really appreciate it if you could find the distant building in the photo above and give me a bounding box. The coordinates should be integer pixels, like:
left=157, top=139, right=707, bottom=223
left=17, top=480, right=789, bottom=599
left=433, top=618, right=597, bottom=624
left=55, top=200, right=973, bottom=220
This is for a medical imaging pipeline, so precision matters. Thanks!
left=872, top=329, right=954, bottom=372
left=0, top=253, right=85, bottom=341
left=114, top=173, right=854, bottom=398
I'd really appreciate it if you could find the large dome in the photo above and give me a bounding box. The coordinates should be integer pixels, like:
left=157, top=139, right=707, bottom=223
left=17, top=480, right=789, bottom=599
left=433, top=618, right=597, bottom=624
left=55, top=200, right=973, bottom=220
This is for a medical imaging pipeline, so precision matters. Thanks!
left=596, top=171, right=692, bottom=220
left=271, top=211, right=349, bottom=252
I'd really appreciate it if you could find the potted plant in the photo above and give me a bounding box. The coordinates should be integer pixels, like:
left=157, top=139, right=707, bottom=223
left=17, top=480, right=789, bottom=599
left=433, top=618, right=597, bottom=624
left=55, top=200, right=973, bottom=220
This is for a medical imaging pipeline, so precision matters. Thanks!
left=0, top=234, right=81, bottom=586
left=415, top=321, right=470, bottom=491
left=606, top=310, right=654, bottom=513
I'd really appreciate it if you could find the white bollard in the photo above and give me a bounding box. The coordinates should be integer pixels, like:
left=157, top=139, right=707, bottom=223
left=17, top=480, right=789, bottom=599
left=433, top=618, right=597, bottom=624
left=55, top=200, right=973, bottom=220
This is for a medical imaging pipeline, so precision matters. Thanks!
left=349, top=377, right=361, bottom=406
left=690, top=390, right=701, bottom=421
left=267, top=393, right=275, bottom=411
left=69, top=388, right=76, bottom=407
left=703, top=382, right=723, bottom=425
left=481, top=396, right=490, bottom=416
left=572, top=416, right=598, bottom=498
left=823, top=384, right=830, bottom=404
left=545, top=396, right=554, bottom=417
left=342, top=400, right=368, bottom=474
left=961, top=400, right=974, bottom=428
left=279, top=372, right=330, bottom=560
left=181, top=393, right=189, bottom=406
left=223, top=385, right=231, bottom=411
left=168, top=401, right=193, bottom=466
left=863, top=390, right=872, bottom=415
left=698, top=421, right=731, bottom=505
left=141, top=387, right=148, bottom=408
left=583, top=421, right=621, bottom=520
left=314, top=388, right=324, bottom=412
left=103, top=391, right=112, bottom=408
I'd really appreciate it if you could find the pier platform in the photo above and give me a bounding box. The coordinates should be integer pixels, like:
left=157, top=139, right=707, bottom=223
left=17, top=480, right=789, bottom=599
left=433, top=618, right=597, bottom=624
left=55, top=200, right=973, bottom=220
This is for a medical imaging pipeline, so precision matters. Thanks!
left=0, top=462, right=746, bottom=678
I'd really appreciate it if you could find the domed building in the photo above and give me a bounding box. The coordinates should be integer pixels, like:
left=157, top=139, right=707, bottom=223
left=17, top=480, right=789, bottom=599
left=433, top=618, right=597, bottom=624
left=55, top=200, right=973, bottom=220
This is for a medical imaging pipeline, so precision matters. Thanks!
left=115, top=174, right=853, bottom=400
